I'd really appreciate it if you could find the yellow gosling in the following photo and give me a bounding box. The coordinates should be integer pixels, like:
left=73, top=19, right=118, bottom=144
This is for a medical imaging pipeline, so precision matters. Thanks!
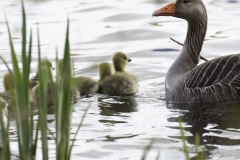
left=71, top=76, right=98, bottom=95
left=3, top=72, right=14, bottom=92
left=58, top=59, right=80, bottom=99
left=58, top=58, right=98, bottom=96
left=32, top=59, right=55, bottom=107
left=29, top=58, right=54, bottom=89
left=99, top=62, right=113, bottom=81
left=98, top=52, right=138, bottom=95
left=1, top=72, right=35, bottom=109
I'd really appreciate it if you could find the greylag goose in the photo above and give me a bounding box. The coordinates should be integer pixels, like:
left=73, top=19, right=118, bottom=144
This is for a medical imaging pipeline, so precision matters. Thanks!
left=170, top=37, right=208, bottom=62
left=58, top=59, right=97, bottom=96
left=153, top=0, right=240, bottom=103
left=98, top=52, right=138, bottom=95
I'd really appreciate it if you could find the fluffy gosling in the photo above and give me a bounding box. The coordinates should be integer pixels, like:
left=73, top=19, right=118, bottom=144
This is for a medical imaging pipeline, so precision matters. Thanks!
left=98, top=52, right=138, bottom=95
left=58, top=59, right=98, bottom=96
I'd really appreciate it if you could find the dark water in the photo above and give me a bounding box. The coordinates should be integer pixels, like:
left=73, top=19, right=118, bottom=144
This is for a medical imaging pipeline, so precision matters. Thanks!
left=1, top=0, right=240, bottom=159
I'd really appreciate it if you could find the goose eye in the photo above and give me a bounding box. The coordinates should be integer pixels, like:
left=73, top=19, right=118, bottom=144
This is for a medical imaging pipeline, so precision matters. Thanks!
left=183, top=0, right=188, bottom=4
left=123, top=56, right=127, bottom=60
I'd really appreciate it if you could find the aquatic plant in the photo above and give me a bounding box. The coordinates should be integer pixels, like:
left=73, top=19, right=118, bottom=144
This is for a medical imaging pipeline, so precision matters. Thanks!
left=178, top=118, right=205, bottom=160
left=0, top=1, right=36, bottom=159
left=141, top=138, right=160, bottom=160
left=140, top=119, right=205, bottom=160
left=0, top=0, right=88, bottom=160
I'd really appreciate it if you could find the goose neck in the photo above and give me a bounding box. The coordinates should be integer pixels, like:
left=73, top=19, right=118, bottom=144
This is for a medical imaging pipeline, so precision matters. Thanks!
left=184, top=16, right=207, bottom=64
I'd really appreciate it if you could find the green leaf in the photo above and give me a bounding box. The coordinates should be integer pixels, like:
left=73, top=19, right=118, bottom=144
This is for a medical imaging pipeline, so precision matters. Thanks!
left=37, top=25, right=49, bottom=160
left=178, top=118, right=190, bottom=160
left=141, top=138, right=155, bottom=160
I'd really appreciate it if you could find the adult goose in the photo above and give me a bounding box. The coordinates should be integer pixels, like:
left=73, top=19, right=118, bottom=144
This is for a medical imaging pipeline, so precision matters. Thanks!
left=153, top=0, right=240, bottom=103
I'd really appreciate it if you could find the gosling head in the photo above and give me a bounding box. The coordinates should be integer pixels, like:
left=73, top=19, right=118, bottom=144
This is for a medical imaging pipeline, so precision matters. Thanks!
left=58, top=58, right=73, bottom=77
left=112, top=52, right=132, bottom=72
left=33, top=59, right=54, bottom=81
left=35, top=59, right=54, bottom=76
left=99, top=62, right=112, bottom=81
left=3, top=72, right=14, bottom=91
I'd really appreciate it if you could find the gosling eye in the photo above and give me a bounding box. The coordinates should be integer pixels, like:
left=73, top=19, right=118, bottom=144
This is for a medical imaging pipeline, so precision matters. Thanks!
left=183, top=0, right=188, bottom=4
left=123, top=56, right=127, bottom=60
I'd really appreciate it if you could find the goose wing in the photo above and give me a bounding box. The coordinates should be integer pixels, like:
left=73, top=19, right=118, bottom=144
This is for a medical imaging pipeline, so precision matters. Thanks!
left=185, top=54, right=240, bottom=89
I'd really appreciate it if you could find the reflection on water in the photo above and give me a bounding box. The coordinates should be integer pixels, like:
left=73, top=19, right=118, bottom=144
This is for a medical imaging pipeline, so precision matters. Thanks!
left=98, top=97, right=138, bottom=116
left=168, top=102, right=240, bottom=141
left=167, top=102, right=240, bottom=159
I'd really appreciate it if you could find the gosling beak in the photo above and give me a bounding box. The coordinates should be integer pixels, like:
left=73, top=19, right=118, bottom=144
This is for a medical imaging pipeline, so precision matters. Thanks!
left=32, top=75, right=38, bottom=80
left=152, top=2, right=175, bottom=17
left=128, top=58, right=132, bottom=62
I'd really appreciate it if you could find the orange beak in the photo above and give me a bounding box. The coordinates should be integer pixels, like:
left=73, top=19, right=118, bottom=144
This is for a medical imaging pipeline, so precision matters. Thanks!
left=152, top=2, right=175, bottom=17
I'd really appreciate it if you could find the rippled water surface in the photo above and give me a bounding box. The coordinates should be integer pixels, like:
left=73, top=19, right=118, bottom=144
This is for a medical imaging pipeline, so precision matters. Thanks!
left=1, top=0, right=240, bottom=159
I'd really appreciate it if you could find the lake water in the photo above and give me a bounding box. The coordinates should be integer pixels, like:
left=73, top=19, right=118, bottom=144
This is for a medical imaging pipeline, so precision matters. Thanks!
left=1, top=0, right=240, bottom=159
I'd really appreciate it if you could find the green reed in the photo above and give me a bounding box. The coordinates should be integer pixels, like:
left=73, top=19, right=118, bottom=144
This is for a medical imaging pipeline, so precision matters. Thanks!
left=0, top=101, right=11, bottom=159
left=178, top=118, right=205, bottom=160
left=0, top=1, right=35, bottom=159
left=140, top=119, right=205, bottom=160
left=0, top=0, right=88, bottom=159
left=141, top=138, right=160, bottom=160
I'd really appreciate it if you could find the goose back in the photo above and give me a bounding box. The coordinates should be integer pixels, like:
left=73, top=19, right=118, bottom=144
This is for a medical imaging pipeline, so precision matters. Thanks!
left=168, top=54, right=240, bottom=103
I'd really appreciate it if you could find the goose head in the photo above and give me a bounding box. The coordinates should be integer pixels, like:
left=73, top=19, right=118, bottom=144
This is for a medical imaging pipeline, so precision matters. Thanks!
left=3, top=72, right=14, bottom=91
left=99, top=62, right=113, bottom=81
left=112, top=52, right=132, bottom=72
left=152, top=0, right=207, bottom=65
left=152, top=0, right=207, bottom=22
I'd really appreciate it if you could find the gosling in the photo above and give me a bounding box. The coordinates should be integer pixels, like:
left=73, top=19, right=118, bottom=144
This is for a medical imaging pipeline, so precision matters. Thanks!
left=30, top=59, right=54, bottom=88
left=2, top=72, right=35, bottom=109
left=58, top=59, right=98, bottom=96
left=99, top=62, right=113, bottom=81
left=98, top=52, right=138, bottom=95
left=32, top=60, right=55, bottom=107
left=58, top=59, right=80, bottom=100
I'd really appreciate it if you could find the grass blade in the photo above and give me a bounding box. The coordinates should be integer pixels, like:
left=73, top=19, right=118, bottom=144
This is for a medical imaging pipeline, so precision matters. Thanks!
left=0, top=99, right=11, bottom=160
left=36, top=25, right=49, bottom=160
left=178, top=118, right=190, bottom=160
left=4, top=14, right=21, bottom=79
left=21, top=0, right=29, bottom=105
left=32, top=120, right=40, bottom=159
left=27, top=29, right=33, bottom=82
left=5, top=13, right=28, bottom=160
left=195, top=133, right=205, bottom=160
left=141, top=138, right=154, bottom=160
left=155, top=148, right=160, bottom=160
left=68, top=105, right=90, bottom=160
